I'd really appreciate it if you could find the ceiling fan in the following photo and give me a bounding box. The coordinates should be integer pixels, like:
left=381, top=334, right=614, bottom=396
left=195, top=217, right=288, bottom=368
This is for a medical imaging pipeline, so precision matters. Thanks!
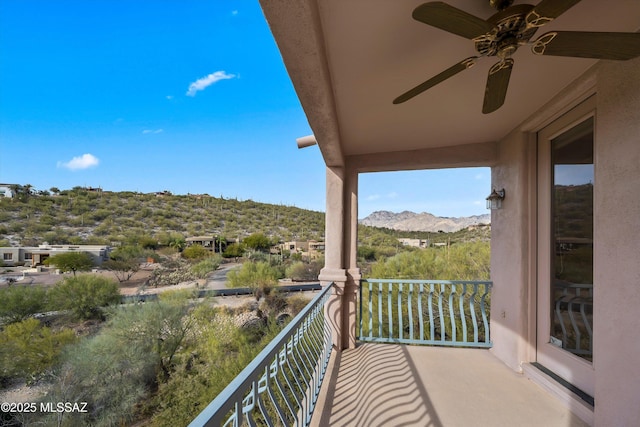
left=393, top=0, right=640, bottom=114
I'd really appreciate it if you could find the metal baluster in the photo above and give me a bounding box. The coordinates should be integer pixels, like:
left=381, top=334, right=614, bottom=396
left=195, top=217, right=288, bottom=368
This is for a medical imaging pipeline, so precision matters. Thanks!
left=359, top=281, right=364, bottom=339
left=418, top=283, right=424, bottom=341
left=368, top=280, right=373, bottom=338
left=297, top=322, right=316, bottom=420
left=378, top=281, right=383, bottom=338
left=470, top=283, right=478, bottom=343
left=398, top=283, right=403, bottom=340
left=275, top=347, right=297, bottom=422
left=285, top=340, right=305, bottom=408
left=256, top=366, right=273, bottom=426
left=242, top=381, right=257, bottom=427
left=481, top=284, right=490, bottom=344
left=388, top=281, right=393, bottom=338
left=408, top=282, right=414, bottom=340
left=428, top=283, right=435, bottom=341
left=438, top=283, right=445, bottom=342
left=229, top=401, right=240, bottom=427
left=266, top=358, right=287, bottom=425
left=459, top=283, right=468, bottom=343
left=293, top=329, right=312, bottom=419
left=449, top=283, right=456, bottom=342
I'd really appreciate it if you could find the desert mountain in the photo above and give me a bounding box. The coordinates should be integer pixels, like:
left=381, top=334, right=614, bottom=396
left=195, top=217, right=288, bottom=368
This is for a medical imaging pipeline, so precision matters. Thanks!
left=359, top=210, right=490, bottom=233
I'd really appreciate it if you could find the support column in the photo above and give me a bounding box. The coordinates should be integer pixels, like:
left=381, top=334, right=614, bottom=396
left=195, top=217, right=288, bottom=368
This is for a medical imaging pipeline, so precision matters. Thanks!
left=318, top=166, right=348, bottom=350
left=343, top=164, right=360, bottom=349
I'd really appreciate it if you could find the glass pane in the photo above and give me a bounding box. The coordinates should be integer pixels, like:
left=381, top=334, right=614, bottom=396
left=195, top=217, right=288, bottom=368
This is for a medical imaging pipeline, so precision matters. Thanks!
left=550, top=117, right=594, bottom=362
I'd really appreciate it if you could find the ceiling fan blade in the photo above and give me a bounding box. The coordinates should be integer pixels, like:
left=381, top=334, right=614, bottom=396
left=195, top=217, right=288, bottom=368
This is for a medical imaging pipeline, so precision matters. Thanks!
left=413, top=2, right=493, bottom=40
left=483, top=59, right=513, bottom=114
left=532, top=31, right=640, bottom=60
left=393, top=57, right=477, bottom=104
left=526, top=0, right=582, bottom=28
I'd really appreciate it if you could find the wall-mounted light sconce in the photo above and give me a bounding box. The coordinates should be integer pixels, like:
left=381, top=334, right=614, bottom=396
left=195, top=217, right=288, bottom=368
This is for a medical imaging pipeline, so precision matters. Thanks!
left=486, top=188, right=505, bottom=210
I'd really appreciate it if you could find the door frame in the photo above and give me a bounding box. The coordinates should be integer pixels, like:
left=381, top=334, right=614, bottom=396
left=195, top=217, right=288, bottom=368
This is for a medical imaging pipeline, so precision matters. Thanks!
left=535, top=95, right=596, bottom=397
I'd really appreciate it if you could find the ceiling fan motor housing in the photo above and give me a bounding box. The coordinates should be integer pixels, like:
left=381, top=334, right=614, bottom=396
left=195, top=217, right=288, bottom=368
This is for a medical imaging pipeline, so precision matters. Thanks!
left=475, top=4, right=538, bottom=57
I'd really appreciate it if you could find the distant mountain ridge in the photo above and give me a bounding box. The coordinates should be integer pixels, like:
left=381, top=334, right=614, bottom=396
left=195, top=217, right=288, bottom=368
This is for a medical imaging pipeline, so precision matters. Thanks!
left=359, top=210, right=490, bottom=233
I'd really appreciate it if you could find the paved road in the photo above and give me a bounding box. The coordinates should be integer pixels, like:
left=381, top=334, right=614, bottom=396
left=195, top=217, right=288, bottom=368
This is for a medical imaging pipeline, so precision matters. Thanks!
left=205, top=262, right=239, bottom=290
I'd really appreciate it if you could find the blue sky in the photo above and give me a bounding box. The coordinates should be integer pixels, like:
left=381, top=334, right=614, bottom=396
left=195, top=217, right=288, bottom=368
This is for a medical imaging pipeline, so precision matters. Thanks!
left=0, top=0, right=490, bottom=218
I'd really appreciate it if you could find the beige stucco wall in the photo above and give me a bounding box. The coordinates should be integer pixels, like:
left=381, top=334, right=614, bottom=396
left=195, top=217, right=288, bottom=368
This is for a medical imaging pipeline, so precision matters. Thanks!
left=489, top=130, right=533, bottom=373
left=490, top=56, right=640, bottom=424
left=593, top=56, right=640, bottom=426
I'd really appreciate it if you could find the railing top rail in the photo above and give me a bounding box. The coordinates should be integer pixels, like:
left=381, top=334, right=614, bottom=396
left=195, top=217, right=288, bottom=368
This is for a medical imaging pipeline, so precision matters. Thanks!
left=362, top=279, right=492, bottom=286
left=189, top=284, right=332, bottom=427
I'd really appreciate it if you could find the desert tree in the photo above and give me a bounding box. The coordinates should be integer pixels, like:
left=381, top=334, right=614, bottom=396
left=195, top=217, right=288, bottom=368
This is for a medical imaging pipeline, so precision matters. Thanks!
left=103, top=245, right=144, bottom=282
left=46, top=251, right=94, bottom=276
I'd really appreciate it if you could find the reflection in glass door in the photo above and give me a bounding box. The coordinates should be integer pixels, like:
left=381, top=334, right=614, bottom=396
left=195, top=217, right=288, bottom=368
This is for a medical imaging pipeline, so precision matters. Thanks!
left=537, top=96, right=595, bottom=397
left=551, top=117, right=594, bottom=362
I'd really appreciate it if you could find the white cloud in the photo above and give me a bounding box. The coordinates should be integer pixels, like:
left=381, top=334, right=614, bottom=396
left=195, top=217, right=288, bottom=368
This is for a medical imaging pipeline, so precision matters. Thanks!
left=57, top=154, right=100, bottom=171
left=186, top=71, right=235, bottom=96
left=232, top=10, right=238, bottom=16
left=366, top=192, right=398, bottom=202
left=166, top=95, right=173, bottom=100
left=474, top=173, right=484, bottom=180
left=142, top=129, right=164, bottom=134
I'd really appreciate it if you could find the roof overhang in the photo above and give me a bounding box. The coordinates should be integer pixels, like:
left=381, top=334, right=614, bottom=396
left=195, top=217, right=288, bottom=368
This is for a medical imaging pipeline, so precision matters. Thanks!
left=259, top=0, right=640, bottom=170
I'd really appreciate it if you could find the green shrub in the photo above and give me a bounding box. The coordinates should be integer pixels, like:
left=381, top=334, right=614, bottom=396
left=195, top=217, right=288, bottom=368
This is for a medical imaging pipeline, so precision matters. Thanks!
left=286, top=294, right=312, bottom=314
left=0, top=318, right=76, bottom=381
left=357, top=245, right=377, bottom=261
left=190, top=256, right=222, bottom=279
left=227, top=261, right=280, bottom=299
left=369, top=241, right=490, bottom=280
left=38, top=296, right=194, bottom=427
left=182, top=244, right=210, bottom=260
left=42, top=327, right=154, bottom=427
left=222, top=242, right=244, bottom=260
left=0, top=285, right=48, bottom=323
left=48, top=275, right=120, bottom=320
left=285, top=260, right=322, bottom=281
left=149, top=313, right=281, bottom=426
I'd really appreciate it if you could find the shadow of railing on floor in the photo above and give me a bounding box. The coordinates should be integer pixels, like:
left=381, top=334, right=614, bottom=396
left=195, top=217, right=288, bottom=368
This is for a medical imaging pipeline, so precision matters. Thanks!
left=317, top=343, right=443, bottom=427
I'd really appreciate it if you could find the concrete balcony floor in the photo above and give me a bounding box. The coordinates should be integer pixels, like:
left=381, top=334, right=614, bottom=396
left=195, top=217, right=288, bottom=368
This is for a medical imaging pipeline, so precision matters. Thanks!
left=312, top=343, right=588, bottom=427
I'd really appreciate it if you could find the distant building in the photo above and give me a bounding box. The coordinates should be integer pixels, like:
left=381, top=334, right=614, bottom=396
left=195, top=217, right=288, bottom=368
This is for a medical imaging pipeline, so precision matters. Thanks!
left=0, top=244, right=111, bottom=267
left=0, top=184, right=15, bottom=198
left=281, top=241, right=308, bottom=253
left=185, top=235, right=232, bottom=252
left=397, top=238, right=429, bottom=248
left=280, top=240, right=325, bottom=259
left=186, top=236, right=216, bottom=251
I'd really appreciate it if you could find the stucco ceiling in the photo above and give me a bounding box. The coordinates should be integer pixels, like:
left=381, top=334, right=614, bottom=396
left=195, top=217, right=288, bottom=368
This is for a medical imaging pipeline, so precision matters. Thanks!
left=260, top=0, right=640, bottom=164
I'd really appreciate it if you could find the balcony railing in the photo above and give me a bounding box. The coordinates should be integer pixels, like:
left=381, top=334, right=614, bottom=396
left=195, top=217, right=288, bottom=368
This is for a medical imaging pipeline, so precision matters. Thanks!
left=190, top=284, right=333, bottom=427
left=359, top=279, right=492, bottom=348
